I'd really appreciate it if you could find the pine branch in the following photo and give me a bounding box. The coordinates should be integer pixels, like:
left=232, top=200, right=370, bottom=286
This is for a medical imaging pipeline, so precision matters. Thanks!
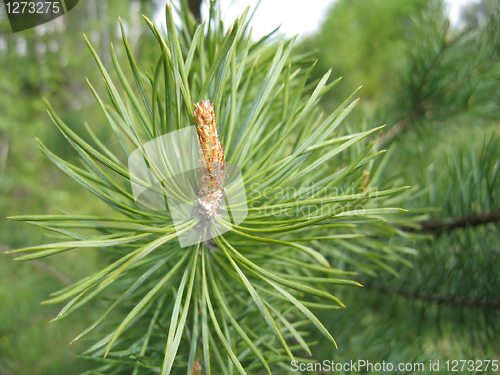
left=6, top=4, right=414, bottom=370
left=377, top=22, right=487, bottom=146
left=408, top=210, right=500, bottom=234
left=377, top=114, right=413, bottom=146
left=377, top=22, right=451, bottom=146
left=366, top=281, right=500, bottom=309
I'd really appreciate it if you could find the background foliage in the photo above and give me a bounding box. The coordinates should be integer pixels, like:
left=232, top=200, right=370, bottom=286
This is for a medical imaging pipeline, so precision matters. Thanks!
left=0, top=0, right=499, bottom=373
left=308, top=0, right=500, bottom=371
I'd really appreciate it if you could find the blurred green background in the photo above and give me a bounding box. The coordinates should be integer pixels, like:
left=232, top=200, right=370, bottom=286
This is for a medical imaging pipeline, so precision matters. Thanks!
left=1, top=0, right=499, bottom=374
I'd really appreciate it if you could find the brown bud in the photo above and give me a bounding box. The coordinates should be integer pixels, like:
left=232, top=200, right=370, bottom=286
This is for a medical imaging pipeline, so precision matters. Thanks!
left=194, top=100, right=225, bottom=167
left=194, top=100, right=226, bottom=218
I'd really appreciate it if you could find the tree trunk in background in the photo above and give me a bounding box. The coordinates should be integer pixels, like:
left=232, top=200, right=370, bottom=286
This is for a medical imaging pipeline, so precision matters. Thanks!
left=188, top=0, right=203, bottom=20
left=86, top=0, right=99, bottom=46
